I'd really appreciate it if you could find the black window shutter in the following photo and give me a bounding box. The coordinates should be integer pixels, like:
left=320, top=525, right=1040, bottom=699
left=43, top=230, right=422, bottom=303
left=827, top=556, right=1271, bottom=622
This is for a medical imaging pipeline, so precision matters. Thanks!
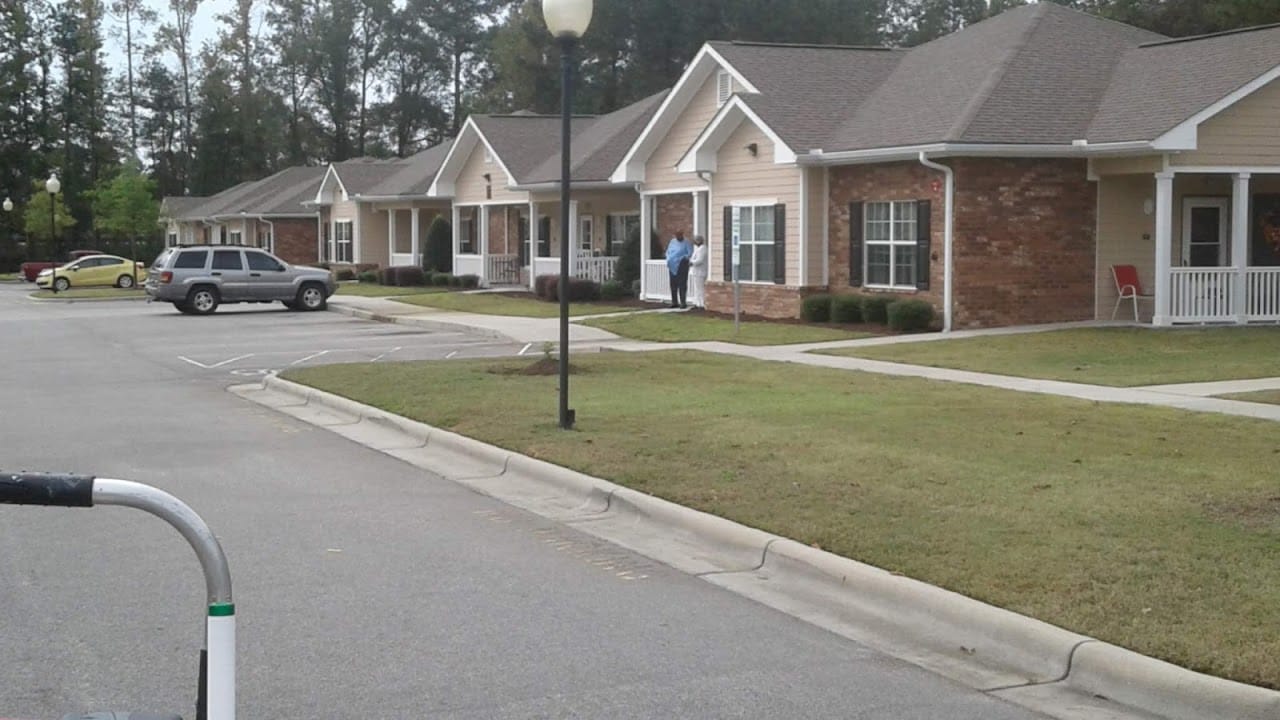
left=773, top=204, right=786, bottom=284
left=915, top=200, right=931, bottom=290
left=605, top=217, right=615, bottom=256
left=848, top=202, right=863, bottom=287
left=723, top=205, right=733, bottom=281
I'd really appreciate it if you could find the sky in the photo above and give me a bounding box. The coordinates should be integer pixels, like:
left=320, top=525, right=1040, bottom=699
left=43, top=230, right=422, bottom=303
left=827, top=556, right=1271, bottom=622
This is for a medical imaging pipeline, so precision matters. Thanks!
left=103, top=0, right=234, bottom=71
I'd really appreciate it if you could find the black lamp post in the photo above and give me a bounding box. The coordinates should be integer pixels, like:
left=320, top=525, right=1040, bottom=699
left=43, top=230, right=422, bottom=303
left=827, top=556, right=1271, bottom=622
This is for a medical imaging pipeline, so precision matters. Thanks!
left=46, top=173, right=60, bottom=294
left=2, top=197, right=12, bottom=265
left=542, top=0, right=593, bottom=431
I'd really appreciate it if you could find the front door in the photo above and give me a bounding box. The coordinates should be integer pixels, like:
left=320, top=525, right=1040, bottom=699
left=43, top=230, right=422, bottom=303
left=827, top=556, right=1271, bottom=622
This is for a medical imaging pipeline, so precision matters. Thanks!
left=1182, top=197, right=1229, bottom=267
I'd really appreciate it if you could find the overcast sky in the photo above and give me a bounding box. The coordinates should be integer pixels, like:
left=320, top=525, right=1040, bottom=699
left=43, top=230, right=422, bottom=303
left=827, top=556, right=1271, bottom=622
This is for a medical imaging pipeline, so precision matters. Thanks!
left=103, top=0, right=234, bottom=71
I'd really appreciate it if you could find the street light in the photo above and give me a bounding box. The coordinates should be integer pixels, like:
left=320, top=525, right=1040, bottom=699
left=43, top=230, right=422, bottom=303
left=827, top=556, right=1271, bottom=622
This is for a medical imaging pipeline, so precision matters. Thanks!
left=46, top=173, right=60, bottom=294
left=542, top=0, right=593, bottom=431
left=2, top=197, right=12, bottom=213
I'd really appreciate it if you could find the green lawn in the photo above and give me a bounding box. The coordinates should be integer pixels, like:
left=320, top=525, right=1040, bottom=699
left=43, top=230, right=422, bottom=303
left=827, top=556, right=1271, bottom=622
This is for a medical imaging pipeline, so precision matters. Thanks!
left=581, top=312, right=873, bottom=345
left=1222, top=389, right=1280, bottom=405
left=31, top=287, right=146, bottom=300
left=394, top=291, right=633, bottom=318
left=0, top=273, right=18, bottom=281
left=819, top=327, right=1280, bottom=386
left=285, top=351, right=1280, bottom=689
left=335, top=283, right=446, bottom=297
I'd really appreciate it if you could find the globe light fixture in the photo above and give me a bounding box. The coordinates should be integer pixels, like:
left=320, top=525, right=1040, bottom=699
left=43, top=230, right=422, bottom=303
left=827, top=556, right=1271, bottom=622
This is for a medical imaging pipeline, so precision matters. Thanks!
left=541, top=0, right=593, bottom=39
left=46, top=173, right=61, bottom=294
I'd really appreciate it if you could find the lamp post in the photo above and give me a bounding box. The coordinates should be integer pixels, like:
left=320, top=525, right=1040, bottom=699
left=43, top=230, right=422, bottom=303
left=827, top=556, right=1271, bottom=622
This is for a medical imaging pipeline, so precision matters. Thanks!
left=2, top=197, right=11, bottom=267
left=542, top=0, right=593, bottom=431
left=46, top=173, right=60, bottom=294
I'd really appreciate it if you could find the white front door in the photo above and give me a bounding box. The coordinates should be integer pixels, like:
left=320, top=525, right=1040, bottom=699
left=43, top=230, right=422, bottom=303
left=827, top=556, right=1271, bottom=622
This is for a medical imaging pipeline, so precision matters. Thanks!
left=1182, top=197, right=1229, bottom=267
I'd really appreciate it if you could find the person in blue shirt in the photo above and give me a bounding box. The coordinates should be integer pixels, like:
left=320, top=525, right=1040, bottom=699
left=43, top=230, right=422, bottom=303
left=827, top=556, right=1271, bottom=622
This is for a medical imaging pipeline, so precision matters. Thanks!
left=665, top=230, right=692, bottom=308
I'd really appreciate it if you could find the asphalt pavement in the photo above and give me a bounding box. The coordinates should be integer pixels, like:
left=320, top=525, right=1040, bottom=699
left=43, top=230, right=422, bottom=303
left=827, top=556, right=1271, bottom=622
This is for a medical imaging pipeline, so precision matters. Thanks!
left=0, top=283, right=1045, bottom=719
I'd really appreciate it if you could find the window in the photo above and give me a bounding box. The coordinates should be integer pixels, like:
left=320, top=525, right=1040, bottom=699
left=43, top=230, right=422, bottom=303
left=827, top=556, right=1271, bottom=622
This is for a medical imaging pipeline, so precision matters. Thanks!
left=228, top=230, right=243, bottom=245
left=605, top=213, right=639, bottom=256
left=167, top=232, right=178, bottom=247
left=174, top=250, right=208, bottom=269
left=579, top=216, right=593, bottom=253
left=716, top=70, right=732, bottom=106
left=246, top=251, right=284, bottom=272
left=458, top=210, right=476, bottom=254
left=335, top=221, right=353, bottom=263
left=731, top=205, right=777, bottom=282
left=212, top=249, right=243, bottom=270
left=865, top=201, right=918, bottom=288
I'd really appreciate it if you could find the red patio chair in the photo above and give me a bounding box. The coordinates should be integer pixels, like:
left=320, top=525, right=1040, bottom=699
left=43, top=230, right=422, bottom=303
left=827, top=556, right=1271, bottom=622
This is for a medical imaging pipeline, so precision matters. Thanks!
left=1111, top=264, right=1154, bottom=321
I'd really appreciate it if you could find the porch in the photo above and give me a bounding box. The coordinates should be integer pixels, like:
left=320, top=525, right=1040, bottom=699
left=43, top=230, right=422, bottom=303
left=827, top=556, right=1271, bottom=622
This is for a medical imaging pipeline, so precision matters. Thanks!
left=381, top=204, right=446, bottom=268
left=639, top=189, right=710, bottom=302
left=1096, top=164, right=1280, bottom=325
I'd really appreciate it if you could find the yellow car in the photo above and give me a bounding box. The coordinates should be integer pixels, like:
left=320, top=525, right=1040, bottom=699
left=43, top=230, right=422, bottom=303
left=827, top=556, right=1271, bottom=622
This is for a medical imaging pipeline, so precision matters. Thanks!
left=36, top=254, right=147, bottom=292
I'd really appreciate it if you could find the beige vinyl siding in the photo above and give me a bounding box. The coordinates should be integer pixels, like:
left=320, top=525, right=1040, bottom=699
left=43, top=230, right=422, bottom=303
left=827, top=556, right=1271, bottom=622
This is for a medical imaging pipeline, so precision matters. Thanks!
left=1095, top=175, right=1155, bottom=319
left=644, top=73, right=720, bottom=192
left=576, top=190, right=641, bottom=254
left=1091, top=156, right=1164, bottom=176
left=709, top=121, right=801, bottom=285
left=359, top=203, right=389, bottom=267
left=805, top=166, right=825, bottom=286
left=455, top=143, right=526, bottom=204
left=1180, top=77, right=1280, bottom=166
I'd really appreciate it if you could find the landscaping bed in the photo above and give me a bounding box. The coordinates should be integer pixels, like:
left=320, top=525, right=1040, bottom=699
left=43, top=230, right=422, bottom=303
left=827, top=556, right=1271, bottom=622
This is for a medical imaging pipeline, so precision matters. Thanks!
left=819, top=327, right=1280, bottom=386
left=284, top=350, right=1280, bottom=689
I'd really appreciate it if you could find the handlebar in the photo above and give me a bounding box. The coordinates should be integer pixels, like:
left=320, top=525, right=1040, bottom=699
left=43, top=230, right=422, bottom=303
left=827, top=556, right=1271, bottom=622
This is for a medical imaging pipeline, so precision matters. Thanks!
left=0, top=471, right=96, bottom=507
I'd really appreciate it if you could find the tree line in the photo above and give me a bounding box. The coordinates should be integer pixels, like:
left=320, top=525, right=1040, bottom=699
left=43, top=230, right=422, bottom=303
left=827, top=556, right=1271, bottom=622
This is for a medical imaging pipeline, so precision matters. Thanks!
left=2, top=0, right=1276, bottom=258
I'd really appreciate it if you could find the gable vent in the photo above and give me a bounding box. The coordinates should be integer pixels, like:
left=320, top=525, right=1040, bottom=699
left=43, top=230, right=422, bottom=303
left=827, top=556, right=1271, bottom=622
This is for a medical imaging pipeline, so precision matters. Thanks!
left=716, top=70, right=732, bottom=106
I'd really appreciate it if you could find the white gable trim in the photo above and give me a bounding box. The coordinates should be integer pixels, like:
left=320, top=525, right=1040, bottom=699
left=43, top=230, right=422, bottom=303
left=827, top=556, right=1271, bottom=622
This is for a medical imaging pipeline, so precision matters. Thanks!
left=609, top=44, right=759, bottom=184
left=1152, top=62, right=1280, bottom=151
left=427, top=117, right=517, bottom=197
left=312, top=164, right=347, bottom=205
left=677, top=96, right=797, bottom=173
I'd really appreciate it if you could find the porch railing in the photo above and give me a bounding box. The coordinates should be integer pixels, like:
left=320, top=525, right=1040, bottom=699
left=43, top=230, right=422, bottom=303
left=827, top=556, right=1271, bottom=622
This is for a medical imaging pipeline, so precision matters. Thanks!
left=643, top=260, right=670, bottom=302
left=574, top=256, right=619, bottom=284
left=486, top=253, right=521, bottom=285
left=1170, top=268, right=1236, bottom=323
left=1246, top=267, right=1280, bottom=321
left=390, top=252, right=417, bottom=268
left=454, top=254, right=483, bottom=280
left=532, top=257, right=559, bottom=282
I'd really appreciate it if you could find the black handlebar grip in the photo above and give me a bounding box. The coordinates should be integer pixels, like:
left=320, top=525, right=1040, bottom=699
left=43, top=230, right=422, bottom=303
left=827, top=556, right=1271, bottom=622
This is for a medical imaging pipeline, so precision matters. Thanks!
left=0, top=472, right=95, bottom=507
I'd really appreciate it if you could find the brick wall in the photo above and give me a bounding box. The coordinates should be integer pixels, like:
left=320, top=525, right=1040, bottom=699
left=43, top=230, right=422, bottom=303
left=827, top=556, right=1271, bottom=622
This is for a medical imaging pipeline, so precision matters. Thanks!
left=704, top=281, right=802, bottom=319
left=654, top=194, right=693, bottom=259
left=273, top=218, right=319, bottom=265
left=827, top=159, right=1096, bottom=328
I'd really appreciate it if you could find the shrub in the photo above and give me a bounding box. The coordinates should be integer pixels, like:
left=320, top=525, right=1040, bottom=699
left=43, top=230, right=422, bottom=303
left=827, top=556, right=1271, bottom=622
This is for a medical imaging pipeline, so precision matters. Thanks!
left=357, top=270, right=378, bottom=284
left=600, top=279, right=628, bottom=300
left=448, top=273, right=464, bottom=288
left=614, top=222, right=642, bottom=291
left=431, top=272, right=453, bottom=287
left=354, top=263, right=379, bottom=275
left=831, top=295, right=863, bottom=324
left=887, top=299, right=936, bottom=332
left=630, top=279, right=641, bottom=297
left=378, top=266, right=397, bottom=285
left=397, top=266, right=426, bottom=286
left=423, top=216, right=452, bottom=273
left=541, top=275, right=560, bottom=302
left=564, top=278, right=601, bottom=302
left=534, top=274, right=557, bottom=299
left=459, top=274, right=480, bottom=289
left=861, top=295, right=893, bottom=324
left=800, top=294, right=832, bottom=323
left=335, top=268, right=356, bottom=281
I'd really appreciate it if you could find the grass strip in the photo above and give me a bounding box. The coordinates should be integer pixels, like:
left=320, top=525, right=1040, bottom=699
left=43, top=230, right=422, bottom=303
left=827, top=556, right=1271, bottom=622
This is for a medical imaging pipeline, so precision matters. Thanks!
left=580, top=312, right=872, bottom=345
left=819, top=327, right=1280, bottom=386
left=285, top=350, right=1280, bottom=689
left=394, top=291, right=633, bottom=318
left=335, top=284, right=446, bottom=297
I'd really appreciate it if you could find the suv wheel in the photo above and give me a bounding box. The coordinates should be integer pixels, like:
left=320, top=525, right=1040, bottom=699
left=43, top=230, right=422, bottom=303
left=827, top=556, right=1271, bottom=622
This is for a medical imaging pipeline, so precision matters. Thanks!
left=297, top=283, right=327, bottom=311
left=186, top=286, right=220, bottom=315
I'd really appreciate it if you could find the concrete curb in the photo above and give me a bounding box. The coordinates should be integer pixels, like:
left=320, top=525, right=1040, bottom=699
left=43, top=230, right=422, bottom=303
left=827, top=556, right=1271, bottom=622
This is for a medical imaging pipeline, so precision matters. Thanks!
left=327, top=301, right=510, bottom=341
left=240, top=374, right=1280, bottom=720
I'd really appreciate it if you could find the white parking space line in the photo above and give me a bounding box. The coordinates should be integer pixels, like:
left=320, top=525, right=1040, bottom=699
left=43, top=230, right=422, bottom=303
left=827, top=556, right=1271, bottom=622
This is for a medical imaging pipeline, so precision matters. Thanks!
left=518, top=343, right=533, bottom=356
left=370, top=347, right=402, bottom=362
left=445, top=351, right=458, bottom=359
left=178, top=354, right=254, bottom=369
left=289, top=350, right=330, bottom=366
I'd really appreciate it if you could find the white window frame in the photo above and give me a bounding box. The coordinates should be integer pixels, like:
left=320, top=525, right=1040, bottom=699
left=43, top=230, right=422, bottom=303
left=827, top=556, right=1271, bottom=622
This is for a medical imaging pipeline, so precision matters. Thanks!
left=864, top=200, right=918, bottom=290
left=579, top=215, right=594, bottom=253
left=458, top=209, right=477, bottom=255
left=335, top=220, right=353, bottom=263
left=228, top=230, right=243, bottom=245
left=606, top=213, right=639, bottom=256
left=167, top=232, right=178, bottom=247
left=732, top=204, right=776, bottom=284
left=716, top=70, right=732, bottom=106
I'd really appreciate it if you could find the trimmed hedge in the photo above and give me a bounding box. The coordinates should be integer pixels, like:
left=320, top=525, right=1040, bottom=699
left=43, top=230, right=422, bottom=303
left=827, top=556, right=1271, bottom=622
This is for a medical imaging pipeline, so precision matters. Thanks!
left=534, top=274, right=556, bottom=299
left=887, top=299, right=936, bottom=332
left=397, top=266, right=426, bottom=286
left=430, top=272, right=453, bottom=287
left=831, top=295, right=863, bottom=323
left=600, top=279, right=628, bottom=300
left=459, top=274, right=480, bottom=289
left=861, top=295, right=893, bottom=324
left=357, top=270, right=378, bottom=284
left=800, top=294, right=832, bottom=323
left=535, top=275, right=600, bottom=302
left=335, top=268, right=356, bottom=281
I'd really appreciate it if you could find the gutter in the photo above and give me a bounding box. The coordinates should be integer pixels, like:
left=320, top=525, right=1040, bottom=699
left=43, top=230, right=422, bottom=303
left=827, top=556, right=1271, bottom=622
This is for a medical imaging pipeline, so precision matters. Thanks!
left=918, top=152, right=954, bottom=333
left=798, top=141, right=1154, bottom=166
left=511, top=180, right=618, bottom=192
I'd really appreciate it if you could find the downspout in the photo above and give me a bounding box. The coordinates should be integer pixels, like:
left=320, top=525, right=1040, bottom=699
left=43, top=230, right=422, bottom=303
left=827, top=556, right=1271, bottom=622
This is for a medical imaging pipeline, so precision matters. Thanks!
left=256, top=216, right=275, bottom=254
left=918, top=152, right=954, bottom=332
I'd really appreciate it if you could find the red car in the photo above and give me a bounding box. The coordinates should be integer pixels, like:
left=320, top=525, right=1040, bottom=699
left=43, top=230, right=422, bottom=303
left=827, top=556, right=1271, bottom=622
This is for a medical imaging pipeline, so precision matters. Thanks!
left=19, top=250, right=99, bottom=282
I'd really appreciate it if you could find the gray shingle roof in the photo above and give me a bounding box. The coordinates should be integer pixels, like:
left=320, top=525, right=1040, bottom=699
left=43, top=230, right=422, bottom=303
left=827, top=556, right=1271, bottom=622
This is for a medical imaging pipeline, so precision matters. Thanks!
left=333, top=158, right=410, bottom=197
left=160, top=196, right=206, bottom=219
left=363, top=140, right=455, bottom=197
left=472, top=114, right=580, bottom=182
left=523, top=89, right=668, bottom=184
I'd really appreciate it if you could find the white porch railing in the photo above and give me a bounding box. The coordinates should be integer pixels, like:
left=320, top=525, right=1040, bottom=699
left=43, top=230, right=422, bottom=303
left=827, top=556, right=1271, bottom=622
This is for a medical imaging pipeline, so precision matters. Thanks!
left=1168, top=267, right=1280, bottom=323
left=1246, top=267, right=1280, bottom=321
left=454, top=255, right=483, bottom=279
left=575, top=256, right=619, bottom=284
left=390, top=252, right=417, bottom=267
left=643, top=260, right=670, bottom=302
left=486, top=254, right=521, bottom=285
left=532, top=257, right=559, bottom=281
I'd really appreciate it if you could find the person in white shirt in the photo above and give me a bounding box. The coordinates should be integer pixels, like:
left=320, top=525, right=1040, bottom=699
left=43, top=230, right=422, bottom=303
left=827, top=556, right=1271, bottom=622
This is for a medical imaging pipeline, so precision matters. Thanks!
left=688, top=234, right=709, bottom=309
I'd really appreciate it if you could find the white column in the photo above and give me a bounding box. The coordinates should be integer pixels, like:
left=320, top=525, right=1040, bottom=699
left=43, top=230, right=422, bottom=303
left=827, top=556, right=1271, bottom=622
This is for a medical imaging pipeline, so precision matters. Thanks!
left=410, top=207, right=421, bottom=265
left=568, top=200, right=579, bottom=277
left=451, top=204, right=462, bottom=261
left=479, top=205, right=490, bottom=285
left=1153, top=171, right=1175, bottom=326
left=1232, top=173, right=1250, bottom=323
left=693, top=191, right=705, bottom=239
left=640, top=194, right=651, bottom=299
left=528, top=200, right=538, bottom=290
left=353, top=207, right=362, bottom=264
left=387, top=209, right=396, bottom=264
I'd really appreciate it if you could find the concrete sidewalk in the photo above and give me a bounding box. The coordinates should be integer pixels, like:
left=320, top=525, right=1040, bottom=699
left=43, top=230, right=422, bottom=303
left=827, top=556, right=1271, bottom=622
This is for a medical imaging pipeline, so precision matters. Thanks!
left=327, top=294, right=1280, bottom=422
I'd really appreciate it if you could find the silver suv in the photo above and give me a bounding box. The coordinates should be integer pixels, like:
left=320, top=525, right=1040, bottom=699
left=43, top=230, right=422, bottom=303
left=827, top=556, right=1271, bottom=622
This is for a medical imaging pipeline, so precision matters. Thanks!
left=145, top=246, right=336, bottom=315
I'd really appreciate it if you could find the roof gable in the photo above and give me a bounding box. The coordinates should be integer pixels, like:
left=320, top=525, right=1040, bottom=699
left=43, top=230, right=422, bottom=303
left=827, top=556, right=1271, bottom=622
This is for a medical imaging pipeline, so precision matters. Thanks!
left=428, top=118, right=518, bottom=197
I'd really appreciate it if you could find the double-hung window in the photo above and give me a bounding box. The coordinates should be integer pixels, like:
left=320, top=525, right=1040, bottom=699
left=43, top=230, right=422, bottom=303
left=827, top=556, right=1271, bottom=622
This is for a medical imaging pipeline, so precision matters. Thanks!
left=167, top=232, right=178, bottom=247
left=335, top=221, right=353, bottom=263
left=729, top=204, right=784, bottom=283
left=858, top=200, right=929, bottom=290
left=228, top=230, right=243, bottom=245
left=605, top=213, right=639, bottom=256
left=458, top=209, right=476, bottom=254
